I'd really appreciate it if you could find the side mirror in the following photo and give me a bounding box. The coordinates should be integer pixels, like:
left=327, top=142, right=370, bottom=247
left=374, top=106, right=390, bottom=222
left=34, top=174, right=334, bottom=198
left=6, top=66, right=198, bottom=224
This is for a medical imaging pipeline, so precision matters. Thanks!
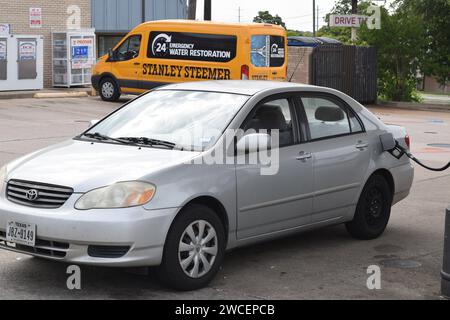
left=89, top=119, right=99, bottom=128
left=380, top=132, right=396, bottom=152
left=236, top=133, right=271, bottom=153
left=108, top=48, right=115, bottom=62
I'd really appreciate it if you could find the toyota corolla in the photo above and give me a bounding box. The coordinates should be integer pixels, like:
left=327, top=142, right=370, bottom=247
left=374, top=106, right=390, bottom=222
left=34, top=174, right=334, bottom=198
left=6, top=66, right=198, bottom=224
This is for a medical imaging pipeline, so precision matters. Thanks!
left=0, top=81, right=413, bottom=290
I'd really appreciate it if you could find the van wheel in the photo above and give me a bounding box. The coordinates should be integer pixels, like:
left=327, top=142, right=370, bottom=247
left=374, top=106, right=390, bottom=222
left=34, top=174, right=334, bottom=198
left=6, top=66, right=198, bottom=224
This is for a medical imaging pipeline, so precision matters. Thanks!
left=346, top=174, right=392, bottom=240
left=157, top=204, right=226, bottom=291
left=99, top=77, right=120, bottom=102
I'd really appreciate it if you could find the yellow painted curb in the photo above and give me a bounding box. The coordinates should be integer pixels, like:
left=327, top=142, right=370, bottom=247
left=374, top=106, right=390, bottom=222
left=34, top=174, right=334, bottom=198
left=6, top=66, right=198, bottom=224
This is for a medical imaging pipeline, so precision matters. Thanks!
left=33, top=92, right=89, bottom=99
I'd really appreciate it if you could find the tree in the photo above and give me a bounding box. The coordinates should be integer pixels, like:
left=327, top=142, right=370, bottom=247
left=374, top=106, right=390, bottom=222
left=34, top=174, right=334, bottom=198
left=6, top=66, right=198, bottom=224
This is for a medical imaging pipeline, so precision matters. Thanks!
left=253, top=11, right=286, bottom=29
left=403, top=0, right=450, bottom=87
left=358, top=4, right=426, bottom=101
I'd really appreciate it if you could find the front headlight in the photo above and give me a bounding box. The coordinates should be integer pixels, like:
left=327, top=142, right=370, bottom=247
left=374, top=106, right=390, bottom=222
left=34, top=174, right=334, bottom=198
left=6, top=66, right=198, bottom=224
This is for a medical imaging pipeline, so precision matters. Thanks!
left=75, top=181, right=156, bottom=210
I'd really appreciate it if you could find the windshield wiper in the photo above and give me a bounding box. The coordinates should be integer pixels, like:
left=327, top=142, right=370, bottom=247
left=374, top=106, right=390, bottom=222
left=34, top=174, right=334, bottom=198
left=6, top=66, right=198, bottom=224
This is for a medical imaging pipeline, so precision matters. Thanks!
left=118, top=137, right=177, bottom=149
left=82, top=132, right=135, bottom=145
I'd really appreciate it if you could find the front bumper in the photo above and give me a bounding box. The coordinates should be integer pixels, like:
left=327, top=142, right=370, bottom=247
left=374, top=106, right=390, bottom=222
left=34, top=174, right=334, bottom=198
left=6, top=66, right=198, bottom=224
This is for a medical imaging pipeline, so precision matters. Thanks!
left=0, top=194, right=178, bottom=267
left=91, top=75, right=101, bottom=91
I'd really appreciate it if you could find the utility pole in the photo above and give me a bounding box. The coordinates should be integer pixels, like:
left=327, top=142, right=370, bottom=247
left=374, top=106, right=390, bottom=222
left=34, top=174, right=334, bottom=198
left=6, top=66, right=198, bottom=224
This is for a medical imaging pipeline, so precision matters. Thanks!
left=317, top=5, right=319, bottom=33
left=238, top=6, right=241, bottom=22
left=204, top=0, right=212, bottom=21
left=351, top=0, right=358, bottom=42
left=313, top=0, right=316, bottom=37
left=188, top=0, right=197, bottom=20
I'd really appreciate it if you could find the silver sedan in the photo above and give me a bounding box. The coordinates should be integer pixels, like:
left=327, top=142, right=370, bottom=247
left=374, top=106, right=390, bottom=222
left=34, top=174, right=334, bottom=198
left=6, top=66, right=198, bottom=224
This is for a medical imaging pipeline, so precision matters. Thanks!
left=0, top=81, right=413, bottom=290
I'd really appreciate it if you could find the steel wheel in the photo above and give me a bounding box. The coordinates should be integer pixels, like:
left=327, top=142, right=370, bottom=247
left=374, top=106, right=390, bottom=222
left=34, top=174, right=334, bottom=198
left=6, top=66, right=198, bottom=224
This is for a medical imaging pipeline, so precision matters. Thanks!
left=101, top=81, right=115, bottom=99
left=178, top=220, right=218, bottom=278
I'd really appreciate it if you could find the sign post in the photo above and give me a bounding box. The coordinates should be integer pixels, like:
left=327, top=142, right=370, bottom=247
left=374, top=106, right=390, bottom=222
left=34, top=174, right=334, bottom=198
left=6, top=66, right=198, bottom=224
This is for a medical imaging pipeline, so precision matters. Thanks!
left=442, top=207, right=450, bottom=299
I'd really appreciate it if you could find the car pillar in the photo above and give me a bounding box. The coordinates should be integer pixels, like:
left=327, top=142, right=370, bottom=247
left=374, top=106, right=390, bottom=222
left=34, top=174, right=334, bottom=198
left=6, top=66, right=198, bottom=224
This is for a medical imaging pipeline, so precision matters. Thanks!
left=442, top=206, right=450, bottom=299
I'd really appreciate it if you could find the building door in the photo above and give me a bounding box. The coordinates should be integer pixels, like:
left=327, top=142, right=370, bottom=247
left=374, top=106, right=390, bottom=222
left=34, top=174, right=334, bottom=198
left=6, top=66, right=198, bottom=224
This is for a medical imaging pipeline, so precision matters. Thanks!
left=0, top=38, right=6, bottom=80
left=17, top=39, right=37, bottom=80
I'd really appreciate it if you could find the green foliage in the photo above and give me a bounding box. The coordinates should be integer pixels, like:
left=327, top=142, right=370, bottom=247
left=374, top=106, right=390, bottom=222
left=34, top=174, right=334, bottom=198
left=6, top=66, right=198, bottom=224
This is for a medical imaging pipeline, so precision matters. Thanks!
left=358, top=5, right=425, bottom=101
left=253, top=11, right=286, bottom=29
left=286, top=30, right=313, bottom=37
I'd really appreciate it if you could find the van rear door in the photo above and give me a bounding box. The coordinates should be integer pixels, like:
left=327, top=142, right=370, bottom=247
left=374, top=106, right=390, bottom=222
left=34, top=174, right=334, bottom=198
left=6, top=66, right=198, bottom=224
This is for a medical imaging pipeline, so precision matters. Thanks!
left=250, top=35, right=286, bottom=81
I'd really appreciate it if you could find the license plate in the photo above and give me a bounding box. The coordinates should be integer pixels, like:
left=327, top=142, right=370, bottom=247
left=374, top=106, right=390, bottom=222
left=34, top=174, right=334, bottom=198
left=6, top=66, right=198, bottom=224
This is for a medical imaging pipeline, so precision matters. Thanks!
left=6, top=221, right=36, bottom=247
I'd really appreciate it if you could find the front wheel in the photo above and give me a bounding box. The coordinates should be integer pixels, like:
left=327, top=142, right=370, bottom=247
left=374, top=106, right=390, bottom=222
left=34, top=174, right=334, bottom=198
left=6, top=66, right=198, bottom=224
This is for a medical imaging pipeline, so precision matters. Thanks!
left=157, top=204, right=226, bottom=291
left=99, top=77, right=120, bottom=102
left=346, top=174, right=393, bottom=240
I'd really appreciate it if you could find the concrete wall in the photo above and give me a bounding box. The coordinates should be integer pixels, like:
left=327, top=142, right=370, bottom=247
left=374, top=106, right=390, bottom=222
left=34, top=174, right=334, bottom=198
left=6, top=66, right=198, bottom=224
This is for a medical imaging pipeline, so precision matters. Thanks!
left=0, top=0, right=91, bottom=88
left=287, top=46, right=313, bottom=84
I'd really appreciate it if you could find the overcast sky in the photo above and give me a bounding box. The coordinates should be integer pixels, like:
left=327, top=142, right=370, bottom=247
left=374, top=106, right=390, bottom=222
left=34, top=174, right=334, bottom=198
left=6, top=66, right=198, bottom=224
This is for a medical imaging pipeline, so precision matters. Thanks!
left=194, top=0, right=391, bottom=31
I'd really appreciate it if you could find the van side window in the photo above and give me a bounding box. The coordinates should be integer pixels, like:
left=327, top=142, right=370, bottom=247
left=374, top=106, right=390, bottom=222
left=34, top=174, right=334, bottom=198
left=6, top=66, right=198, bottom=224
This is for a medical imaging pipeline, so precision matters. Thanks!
left=114, top=35, right=141, bottom=61
left=251, top=35, right=285, bottom=67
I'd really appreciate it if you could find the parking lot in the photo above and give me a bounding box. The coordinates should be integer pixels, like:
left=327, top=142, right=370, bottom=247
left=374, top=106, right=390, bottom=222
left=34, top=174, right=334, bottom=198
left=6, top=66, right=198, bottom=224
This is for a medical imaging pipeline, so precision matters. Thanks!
left=0, top=96, right=449, bottom=300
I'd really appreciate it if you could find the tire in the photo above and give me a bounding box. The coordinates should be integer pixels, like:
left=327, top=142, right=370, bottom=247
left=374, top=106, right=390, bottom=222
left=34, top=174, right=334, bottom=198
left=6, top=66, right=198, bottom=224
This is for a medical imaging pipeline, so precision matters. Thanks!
left=99, top=77, right=120, bottom=102
left=157, top=204, right=226, bottom=291
left=346, top=174, right=393, bottom=240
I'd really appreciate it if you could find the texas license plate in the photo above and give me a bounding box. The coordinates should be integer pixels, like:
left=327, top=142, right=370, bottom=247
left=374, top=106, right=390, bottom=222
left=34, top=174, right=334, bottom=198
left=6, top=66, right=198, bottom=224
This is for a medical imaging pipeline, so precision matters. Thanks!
left=6, top=221, right=36, bottom=247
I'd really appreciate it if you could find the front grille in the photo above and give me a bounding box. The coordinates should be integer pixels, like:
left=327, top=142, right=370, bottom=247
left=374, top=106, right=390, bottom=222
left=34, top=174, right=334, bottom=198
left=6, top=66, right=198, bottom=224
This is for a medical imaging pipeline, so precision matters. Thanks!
left=6, top=179, right=73, bottom=209
left=88, top=245, right=131, bottom=258
left=0, top=230, right=69, bottom=258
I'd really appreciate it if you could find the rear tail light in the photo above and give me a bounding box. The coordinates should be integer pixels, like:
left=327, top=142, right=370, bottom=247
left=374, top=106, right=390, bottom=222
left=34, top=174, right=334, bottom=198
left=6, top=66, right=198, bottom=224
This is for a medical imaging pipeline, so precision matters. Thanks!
left=241, top=65, right=249, bottom=80
left=405, top=134, right=411, bottom=149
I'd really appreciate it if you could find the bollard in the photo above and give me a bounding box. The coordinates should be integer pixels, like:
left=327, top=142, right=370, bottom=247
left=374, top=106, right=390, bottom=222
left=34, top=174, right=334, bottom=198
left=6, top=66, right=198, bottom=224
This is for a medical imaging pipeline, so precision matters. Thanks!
left=442, top=207, right=450, bottom=298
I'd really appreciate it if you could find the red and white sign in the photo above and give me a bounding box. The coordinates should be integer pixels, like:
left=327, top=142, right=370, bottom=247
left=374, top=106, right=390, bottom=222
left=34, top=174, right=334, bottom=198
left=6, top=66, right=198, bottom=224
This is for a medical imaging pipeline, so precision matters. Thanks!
left=29, top=7, right=42, bottom=28
left=329, top=15, right=368, bottom=28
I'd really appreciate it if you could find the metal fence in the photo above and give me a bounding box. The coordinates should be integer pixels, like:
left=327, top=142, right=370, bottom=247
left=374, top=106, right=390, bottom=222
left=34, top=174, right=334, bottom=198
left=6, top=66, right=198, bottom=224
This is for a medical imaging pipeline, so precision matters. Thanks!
left=311, top=45, right=377, bottom=104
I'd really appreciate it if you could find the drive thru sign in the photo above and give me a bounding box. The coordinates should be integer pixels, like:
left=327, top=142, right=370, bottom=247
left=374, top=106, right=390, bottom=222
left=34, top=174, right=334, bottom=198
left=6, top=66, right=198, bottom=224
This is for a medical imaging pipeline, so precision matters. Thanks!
left=329, top=15, right=368, bottom=28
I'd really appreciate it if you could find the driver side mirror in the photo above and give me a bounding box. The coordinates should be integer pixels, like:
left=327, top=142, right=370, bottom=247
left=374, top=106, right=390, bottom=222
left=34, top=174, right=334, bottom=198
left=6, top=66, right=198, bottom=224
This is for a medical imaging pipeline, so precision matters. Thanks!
left=236, top=133, right=271, bottom=153
left=107, top=48, right=115, bottom=62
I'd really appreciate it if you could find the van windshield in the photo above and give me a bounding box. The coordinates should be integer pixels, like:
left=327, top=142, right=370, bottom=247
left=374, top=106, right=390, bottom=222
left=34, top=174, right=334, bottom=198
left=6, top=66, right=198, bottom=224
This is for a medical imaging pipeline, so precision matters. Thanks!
left=84, top=90, right=249, bottom=151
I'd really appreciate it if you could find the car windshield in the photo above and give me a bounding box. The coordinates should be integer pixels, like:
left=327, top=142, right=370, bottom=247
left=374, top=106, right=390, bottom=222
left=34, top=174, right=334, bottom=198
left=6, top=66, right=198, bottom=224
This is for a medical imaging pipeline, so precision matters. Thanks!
left=84, top=90, right=249, bottom=151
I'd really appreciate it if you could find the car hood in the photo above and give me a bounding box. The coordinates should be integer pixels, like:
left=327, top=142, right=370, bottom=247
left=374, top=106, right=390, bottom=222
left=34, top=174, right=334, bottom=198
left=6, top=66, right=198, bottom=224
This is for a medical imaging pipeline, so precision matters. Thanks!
left=7, top=139, right=200, bottom=192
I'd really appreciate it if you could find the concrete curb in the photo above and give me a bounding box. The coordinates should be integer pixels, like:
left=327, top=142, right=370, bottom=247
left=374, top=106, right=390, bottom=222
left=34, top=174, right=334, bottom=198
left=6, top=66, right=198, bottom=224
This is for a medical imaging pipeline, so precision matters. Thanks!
left=373, top=101, right=450, bottom=112
left=33, top=92, right=89, bottom=99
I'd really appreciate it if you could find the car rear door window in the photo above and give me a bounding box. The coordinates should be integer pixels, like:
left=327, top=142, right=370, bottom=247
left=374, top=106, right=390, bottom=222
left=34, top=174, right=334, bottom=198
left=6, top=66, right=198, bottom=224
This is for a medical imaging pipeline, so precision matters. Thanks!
left=300, top=96, right=361, bottom=140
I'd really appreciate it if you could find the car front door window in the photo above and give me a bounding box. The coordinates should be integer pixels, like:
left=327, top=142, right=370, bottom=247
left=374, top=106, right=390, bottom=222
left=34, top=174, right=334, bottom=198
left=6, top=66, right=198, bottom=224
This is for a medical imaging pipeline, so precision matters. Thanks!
left=115, top=35, right=141, bottom=61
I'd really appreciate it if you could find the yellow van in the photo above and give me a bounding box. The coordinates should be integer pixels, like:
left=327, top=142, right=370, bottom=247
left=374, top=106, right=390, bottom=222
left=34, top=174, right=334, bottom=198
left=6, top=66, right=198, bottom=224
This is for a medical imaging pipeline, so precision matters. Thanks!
left=92, top=20, right=287, bottom=101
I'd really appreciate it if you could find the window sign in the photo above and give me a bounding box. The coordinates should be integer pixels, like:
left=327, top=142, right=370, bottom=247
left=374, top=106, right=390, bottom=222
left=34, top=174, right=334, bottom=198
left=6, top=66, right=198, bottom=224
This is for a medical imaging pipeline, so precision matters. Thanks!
left=29, top=8, right=42, bottom=28
left=0, top=23, right=10, bottom=35
left=0, top=40, right=6, bottom=60
left=71, top=38, right=94, bottom=69
left=19, top=41, right=36, bottom=61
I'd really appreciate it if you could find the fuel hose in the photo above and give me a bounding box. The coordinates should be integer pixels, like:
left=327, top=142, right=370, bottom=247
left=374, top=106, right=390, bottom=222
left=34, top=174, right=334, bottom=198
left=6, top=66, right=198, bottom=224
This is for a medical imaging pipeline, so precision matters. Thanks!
left=394, top=143, right=450, bottom=172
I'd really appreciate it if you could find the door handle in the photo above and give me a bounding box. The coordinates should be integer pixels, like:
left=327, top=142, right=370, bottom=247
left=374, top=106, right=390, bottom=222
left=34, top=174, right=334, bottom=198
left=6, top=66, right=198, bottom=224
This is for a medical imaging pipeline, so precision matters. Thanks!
left=133, top=62, right=141, bottom=66
left=296, top=152, right=312, bottom=161
left=355, top=141, right=369, bottom=150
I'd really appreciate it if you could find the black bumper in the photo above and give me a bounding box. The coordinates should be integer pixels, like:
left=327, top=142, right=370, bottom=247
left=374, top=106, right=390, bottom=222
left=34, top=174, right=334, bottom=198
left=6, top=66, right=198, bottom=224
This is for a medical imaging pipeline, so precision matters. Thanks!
left=91, top=75, right=101, bottom=91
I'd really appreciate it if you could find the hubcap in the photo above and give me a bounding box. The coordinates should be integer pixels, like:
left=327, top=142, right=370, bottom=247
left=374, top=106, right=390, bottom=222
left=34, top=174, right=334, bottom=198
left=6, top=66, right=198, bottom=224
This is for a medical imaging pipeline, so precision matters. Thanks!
left=365, top=187, right=385, bottom=226
left=101, top=82, right=115, bottom=98
left=178, top=220, right=218, bottom=279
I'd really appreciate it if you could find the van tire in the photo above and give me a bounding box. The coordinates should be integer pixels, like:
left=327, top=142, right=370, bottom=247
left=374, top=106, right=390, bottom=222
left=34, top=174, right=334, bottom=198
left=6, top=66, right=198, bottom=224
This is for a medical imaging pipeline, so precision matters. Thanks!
left=99, top=77, right=120, bottom=102
left=156, top=204, right=226, bottom=291
left=346, top=174, right=392, bottom=240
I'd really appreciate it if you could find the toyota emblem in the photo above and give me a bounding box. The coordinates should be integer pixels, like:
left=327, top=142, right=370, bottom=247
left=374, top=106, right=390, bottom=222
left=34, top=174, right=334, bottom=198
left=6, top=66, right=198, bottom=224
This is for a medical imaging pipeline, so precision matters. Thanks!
left=26, top=189, right=39, bottom=201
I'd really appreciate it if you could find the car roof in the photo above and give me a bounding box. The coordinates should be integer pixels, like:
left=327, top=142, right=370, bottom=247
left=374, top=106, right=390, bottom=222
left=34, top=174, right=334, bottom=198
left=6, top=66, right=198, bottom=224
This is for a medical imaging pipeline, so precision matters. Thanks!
left=156, top=80, right=318, bottom=96
left=136, top=19, right=285, bottom=31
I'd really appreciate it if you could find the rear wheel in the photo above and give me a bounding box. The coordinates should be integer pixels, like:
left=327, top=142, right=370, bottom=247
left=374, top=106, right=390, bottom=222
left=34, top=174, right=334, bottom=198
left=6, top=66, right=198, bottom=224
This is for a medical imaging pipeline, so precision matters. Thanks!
left=346, top=174, right=393, bottom=240
left=157, top=204, right=226, bottom=291
left=99, top=77, right=120, bottom=102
